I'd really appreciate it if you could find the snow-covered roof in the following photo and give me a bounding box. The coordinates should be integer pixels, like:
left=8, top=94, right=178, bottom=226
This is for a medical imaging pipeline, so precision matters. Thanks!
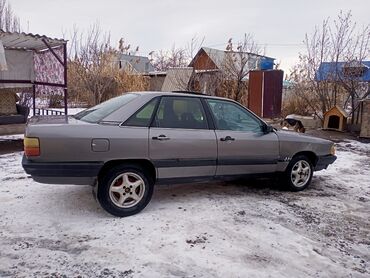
left=0, top=30, right=66, bottom=51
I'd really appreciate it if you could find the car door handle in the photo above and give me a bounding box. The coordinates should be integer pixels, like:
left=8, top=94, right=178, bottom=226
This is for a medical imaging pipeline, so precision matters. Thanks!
left=152, top=134, right=170, bottom=141
left=220, top=136, right=235, bottom=141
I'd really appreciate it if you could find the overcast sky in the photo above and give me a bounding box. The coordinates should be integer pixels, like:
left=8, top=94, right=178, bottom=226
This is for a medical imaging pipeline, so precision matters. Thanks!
left=11, top=0, right=370, bottom=73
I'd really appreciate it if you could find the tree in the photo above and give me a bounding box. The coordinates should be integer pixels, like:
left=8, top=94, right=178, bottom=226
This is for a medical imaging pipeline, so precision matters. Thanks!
left=150, top=45, right=188, bottom=72
left=68, top=23, right=148, bottom=106
left=289, top=11, right=370, bottom=122
left=0, top=0, right=20, bottom=32
left=221, top=34, right=262, bottom=103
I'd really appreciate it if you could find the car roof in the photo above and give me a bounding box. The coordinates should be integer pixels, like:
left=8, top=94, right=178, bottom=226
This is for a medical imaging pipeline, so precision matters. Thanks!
left=131, top=91, right=234, bottom=101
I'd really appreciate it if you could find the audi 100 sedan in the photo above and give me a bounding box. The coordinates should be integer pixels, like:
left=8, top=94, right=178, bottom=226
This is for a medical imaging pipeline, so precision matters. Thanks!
left=22, top=91, right=336, bottom=217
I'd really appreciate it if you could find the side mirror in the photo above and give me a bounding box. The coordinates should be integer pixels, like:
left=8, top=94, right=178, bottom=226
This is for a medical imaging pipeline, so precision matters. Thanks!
left=262, top=124, right=274, bottom=134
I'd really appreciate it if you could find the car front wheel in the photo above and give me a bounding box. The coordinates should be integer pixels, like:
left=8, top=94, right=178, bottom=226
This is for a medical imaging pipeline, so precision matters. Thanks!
left=283, top=155, right=313, bottom=191
left=97, top=164, right=154, bottom=217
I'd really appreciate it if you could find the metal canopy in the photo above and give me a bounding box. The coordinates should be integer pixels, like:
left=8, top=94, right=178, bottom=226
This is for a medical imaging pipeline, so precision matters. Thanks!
left=0, top=30, right=68, bottom=115
left=0, top=30, right=66, bottom=51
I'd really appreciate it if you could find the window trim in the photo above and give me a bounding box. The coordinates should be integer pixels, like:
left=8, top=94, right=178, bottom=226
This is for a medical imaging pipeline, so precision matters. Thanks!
left=150, top=95, right=211, bottom=130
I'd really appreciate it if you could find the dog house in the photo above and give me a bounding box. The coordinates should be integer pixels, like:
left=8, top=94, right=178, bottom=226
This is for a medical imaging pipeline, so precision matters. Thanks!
left=323, top=106, right=348, bottom=131
left=0, top=30, right=68, bottom=135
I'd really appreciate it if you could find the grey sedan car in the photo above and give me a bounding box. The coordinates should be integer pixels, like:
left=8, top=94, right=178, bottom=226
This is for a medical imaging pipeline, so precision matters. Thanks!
left=22, top=91, right=336, bottom=217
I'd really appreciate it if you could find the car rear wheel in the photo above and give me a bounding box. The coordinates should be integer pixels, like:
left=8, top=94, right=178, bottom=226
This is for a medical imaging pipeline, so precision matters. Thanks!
left=97, top=164, right=154, bottom=217
left=283, top=155, right=313, bottom=191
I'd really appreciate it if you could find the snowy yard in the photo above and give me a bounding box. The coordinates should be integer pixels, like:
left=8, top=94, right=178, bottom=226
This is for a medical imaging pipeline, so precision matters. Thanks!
left=0, top=140, right=369, bottom=277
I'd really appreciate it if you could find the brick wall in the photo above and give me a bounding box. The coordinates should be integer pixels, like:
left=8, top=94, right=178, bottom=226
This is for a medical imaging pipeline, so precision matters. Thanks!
left=360, top=100, right=370, bottom=138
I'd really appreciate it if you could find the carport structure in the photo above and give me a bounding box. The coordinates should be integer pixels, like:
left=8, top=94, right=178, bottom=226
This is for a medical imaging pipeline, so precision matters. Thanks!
left=0, top=30, right=68, bottom=115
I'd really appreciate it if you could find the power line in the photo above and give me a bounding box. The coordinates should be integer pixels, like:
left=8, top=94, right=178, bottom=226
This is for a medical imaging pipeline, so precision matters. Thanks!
left=205, top=42, right=305, bottom=48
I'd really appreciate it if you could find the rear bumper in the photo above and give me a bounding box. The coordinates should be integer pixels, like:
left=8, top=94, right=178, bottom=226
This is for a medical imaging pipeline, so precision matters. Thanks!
left=22, top=155, right=103, bottom=184
left=315, top=154, right=337, bottom=171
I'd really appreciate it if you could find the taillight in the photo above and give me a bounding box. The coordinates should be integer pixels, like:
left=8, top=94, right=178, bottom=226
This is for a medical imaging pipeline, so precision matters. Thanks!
left=24, top=137, right=40, bottom=157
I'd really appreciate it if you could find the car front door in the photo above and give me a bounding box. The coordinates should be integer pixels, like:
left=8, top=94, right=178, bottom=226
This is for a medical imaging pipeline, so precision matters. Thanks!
left=206, top=99, right=279, bottom=176
left=149, top=96, right=217, bottom=182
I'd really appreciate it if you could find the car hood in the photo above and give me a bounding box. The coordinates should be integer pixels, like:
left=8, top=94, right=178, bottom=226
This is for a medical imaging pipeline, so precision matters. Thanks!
left=275, top=130, right=333, bottom=145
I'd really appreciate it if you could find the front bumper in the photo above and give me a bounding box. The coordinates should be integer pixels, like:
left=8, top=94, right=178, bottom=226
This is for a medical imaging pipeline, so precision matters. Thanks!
left=22, top=155, right=103, bottom=184
left=315, top=154, right=337, bottom=171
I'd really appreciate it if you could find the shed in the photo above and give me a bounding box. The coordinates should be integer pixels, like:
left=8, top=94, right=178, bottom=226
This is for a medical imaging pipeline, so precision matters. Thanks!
left=323, top=106, right=348, bottom=131
left=247, top=70, right=284, bottom=118
left=0, top=30, right=67, bottom=135
left=359, top=99, right=370, bottom=138
left=161, top=67, right=194, bottom=92
left=0, top=30, right=68, bottom=115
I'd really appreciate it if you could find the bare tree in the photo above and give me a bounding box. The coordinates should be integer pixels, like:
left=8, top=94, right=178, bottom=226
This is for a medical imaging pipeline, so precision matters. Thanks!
left=151, top=45, right=188, bottom=72
left=68, top=23, right=116, bottom=105
left=219, top=34, right=262, bottom=103
left=68, top=23, right=149, bottom=105
left=289, top=11, right=370, bottom=123
left=0, top=0, right=20, bottom=32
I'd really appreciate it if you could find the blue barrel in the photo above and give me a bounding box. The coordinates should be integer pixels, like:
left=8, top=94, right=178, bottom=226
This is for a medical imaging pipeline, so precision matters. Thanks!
left=260, top=58, right=274, bottom=70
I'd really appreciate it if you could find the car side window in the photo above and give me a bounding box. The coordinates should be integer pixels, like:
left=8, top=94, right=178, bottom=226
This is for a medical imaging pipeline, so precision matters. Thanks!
left=154, top=97, right=208, bottom=129
left=207, top=99, right=262, bottom=132
left=124, top=98, right=158, bottom=127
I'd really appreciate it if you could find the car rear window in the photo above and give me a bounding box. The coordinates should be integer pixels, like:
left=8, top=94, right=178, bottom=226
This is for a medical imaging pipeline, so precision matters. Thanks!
left=74, top=93, right=138, bottom=123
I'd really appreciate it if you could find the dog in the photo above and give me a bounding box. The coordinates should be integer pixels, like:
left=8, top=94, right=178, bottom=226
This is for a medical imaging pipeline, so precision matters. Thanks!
left=280, top=118, right=306, bottom=133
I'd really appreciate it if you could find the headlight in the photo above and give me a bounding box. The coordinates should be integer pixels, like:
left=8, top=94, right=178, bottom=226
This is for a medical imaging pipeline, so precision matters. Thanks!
left=330, top=144, right=336, bottom=155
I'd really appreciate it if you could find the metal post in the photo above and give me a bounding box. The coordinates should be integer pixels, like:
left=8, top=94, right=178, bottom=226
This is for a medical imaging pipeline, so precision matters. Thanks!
left=32, top=84, right=36, bottom=116
left=63, top=43, right=68, bottom=115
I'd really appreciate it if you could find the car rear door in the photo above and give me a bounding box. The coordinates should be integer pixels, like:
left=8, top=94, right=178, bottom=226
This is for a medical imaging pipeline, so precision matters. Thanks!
left=205, top=98, right=279, bottom=176
left=149, top=96, right=217, bottom=182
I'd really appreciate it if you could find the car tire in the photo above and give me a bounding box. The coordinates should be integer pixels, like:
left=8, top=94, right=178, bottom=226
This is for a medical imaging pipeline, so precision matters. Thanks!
left=282, top=155, right=313, bottom=191
left=97, top=164, right=154, bottom=217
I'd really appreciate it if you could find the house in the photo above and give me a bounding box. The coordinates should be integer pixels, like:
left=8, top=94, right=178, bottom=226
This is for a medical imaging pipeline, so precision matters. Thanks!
left=118, top=53, right=155, bottom=74
left=316, top=60, right=370, bottom=103
left=316, top=61, right=370, bottom=132
left=188, top=47, right=282, bottom=113
left=316, top=61, right=370, bottom=83
left=189, top=47, right=275, bottom=74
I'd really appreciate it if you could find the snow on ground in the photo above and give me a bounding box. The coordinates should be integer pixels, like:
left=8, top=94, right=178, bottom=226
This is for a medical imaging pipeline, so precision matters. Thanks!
left=0, top=134, right=24, bottom=141
left=0, top=141, right=369, bottom=277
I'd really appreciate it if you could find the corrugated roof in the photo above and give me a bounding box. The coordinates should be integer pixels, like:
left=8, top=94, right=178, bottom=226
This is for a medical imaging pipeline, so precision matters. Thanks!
left=316, top=61, right=370, bottom=82
left=161, top=67, right=194, bottom=91
left=189, top=47, right=275, bottom=73
left=0, top=30, right=66, bottom=51
left=119, top=54, right=155, bottom=73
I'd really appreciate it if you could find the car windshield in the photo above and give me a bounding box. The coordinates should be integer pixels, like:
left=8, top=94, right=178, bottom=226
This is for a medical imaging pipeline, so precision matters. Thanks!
left=74, top=93, right=138, bottom=123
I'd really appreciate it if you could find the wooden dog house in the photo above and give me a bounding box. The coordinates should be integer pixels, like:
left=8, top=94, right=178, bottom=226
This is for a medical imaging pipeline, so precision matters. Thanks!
left=323, top=106, right=348, bottom=131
